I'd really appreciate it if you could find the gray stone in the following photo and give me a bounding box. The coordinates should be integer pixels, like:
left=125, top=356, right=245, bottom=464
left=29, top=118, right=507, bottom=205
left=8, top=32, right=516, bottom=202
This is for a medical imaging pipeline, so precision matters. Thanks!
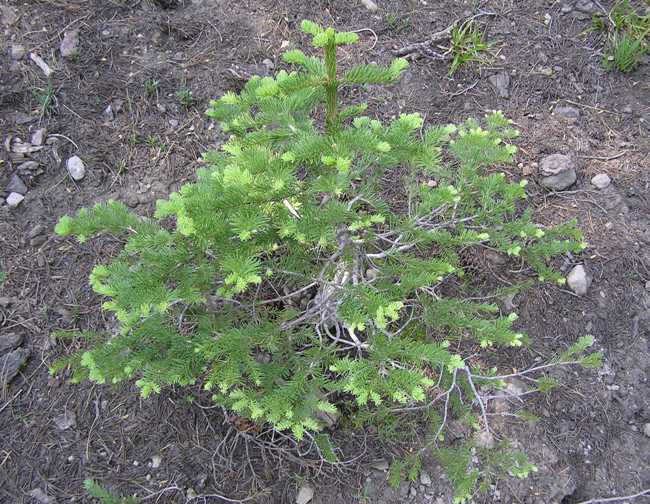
left=591, top=173, right=611, bottom=189
left=420, top=471, right=432, bottom=486
left=575, top=0, right=598, bottom=13
left=296, top=484, right=314, bottom=504
left=151, top=454, right=162, bottom=468
left=66, top=156, right=86, bottom=181
left=539, top=153, right=577, bottom=190
left=644, top=423, right=650, bottom=438
left=370, top=459, right=389, bottom=471
left=54, top=411, right=77, bottom=430
left=0, top=333, right=22, bottom=354
left=554, top=106, right=580, bottom=121
left=60, top=29, right=80, bottom=58
left=361, top=0, right=378, bottom=11
left=489, top=71, right=511, bottom=98
left=0, top=348, right=30, bottom=385
left=262, top=58, right=275, bottom=71
left=6, top=192, right=25, bottom=207
left=17, top=160, right=39, bottom=174
left=169, top=119, right=179, bottom=128
left=6, top=174, right=28, bottom=194
left=567, top=265, right=592, bottom=296
left=561, top=3, right=573, bottom=13
left=28, top=488, right=54, bottom=504
left=31, top=128, right=47, bottom=146
left=11, top=44, right=25, bottom=60
left=13, top=112, right=34, bottom=125
left=28, top=224, right=46, bottom=239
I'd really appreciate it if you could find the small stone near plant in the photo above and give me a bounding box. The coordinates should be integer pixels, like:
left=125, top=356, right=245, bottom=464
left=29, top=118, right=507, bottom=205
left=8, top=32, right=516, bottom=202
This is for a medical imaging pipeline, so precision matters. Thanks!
left=420, top=471, right=432, bottom=486
left=28, top=224, right=46, bottom=239
left=296, top=484, right=314, bottom=504
left=6, top=192, right=25, bottom=207
left=591, top=173, right=611, bottom=189
left=31, top=128, right=47, bottom=146
left=489, top=71, right=511, bottom=98
left=66, top=156, right=86, bottom=181
left=567, top=265, right=591, bottom=296
left=54, top=411, right=77, bottom=430
left=6, top=173, right=28, bottom=194
left=60, top=29, right=80, bottom=58
left=0, top=347, right=30, bottom=385
left=28, top=488, right=54, bottom=504
left=539, top=153, right=576, bottom=191
left=0, top=333, right=22, bottom=354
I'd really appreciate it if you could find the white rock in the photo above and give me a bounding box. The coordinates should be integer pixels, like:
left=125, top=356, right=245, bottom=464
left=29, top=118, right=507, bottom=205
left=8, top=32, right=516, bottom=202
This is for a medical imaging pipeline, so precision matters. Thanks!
left=644, top=423, right=650, bottom=438
left=296, top=484, right=314, bottom=504
left=6, top=192, right=24, bottom=207
left=54, top=411, right=77, bottom=430
left=420, top=471, right=432, bottom=486
left=66, top=156, right=86, bottom=181
left=60, top=29, right=80, bottom=58
left=31, top=128, right=47, bottom=146
left=591, top=173, right=611, bottom=189
left=567, top=265, right=592, bottom=296
left=151, top=454, right=162, bottom=468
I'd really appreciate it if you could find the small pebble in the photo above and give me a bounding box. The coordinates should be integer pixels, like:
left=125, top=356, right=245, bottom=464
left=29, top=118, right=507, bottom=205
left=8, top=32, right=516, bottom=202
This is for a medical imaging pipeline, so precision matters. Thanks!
left=60, top=29, right=80, bottom=58
left=11, top=44, right=25, bottom=60
left=6, top=192, right=25, bottom=207
left=591, top=173, right=611, bottom=189
left=644, top=423, right=650, bottom=438
left=567, top=265, right=592, bottom=296
left=66, top=156, right=86, bottom=181
left=151, top=455, right=162, bottom=469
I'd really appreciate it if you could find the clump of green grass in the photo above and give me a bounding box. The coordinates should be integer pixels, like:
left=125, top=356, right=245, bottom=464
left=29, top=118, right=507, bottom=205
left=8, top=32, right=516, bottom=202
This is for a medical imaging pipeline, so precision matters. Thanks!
left=448, top=20, right=491, bottom=76
left=84, top=479, right=137, bottom=504
left=385, top=12, right=411, bottom=33
left=144, top=78, right=160, bottom=97
left=591, top=0, right=649, bottom=72
left=34, top=83, right=57, bottom=116
left=176, top=85, right=194, bottom=107
left=603, top=31, right=648, bottom=72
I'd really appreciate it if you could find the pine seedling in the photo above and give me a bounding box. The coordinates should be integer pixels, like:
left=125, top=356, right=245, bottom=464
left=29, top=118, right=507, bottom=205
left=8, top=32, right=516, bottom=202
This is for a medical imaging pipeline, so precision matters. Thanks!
left=54, top=19, right=589, bottom=465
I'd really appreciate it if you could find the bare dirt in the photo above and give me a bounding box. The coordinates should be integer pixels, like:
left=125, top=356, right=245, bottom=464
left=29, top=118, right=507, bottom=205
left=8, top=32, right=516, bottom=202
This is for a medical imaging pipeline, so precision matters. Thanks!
left=1, top=1, right=649, bottom=503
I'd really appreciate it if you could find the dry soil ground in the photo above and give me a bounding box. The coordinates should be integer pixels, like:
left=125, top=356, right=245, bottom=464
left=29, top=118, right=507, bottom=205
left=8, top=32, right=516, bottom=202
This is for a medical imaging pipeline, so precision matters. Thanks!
left=1, top=0, right=649, bottom=503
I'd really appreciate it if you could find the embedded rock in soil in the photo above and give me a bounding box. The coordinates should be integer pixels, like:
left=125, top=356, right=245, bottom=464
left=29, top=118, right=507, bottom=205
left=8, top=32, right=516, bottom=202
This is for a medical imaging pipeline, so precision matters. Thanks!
left=66, top=156, right=86, bottom=181
left=296, top=484, right=314, bottom=504
left=28, top=488, right=54, bottom=504
left=539, top=153, right=577, bottom=190
left=60, top=29, right=80, bottom=58
left=554, top=106, right=580, bottom=122
left=17, top=160, right=39, bottom=174
left=489, top=71, right=511, bottom=98
left=567, top=265, right=591, bottom=296
left=420, top=471, right=432, bottom=486
left=361, top=0, right=378, bottom=11
left=11, top=44, right=25, bottom=60
left=0, top=333, right=22, bottom=354
left=6, top=192, right=25, bottom=207
left=591, top=173, right=611, bottom=189
left=31, top=128, right=47, bottom=146
left=575, top=0, right=598, bottom=13
left=6, top=173, right=28, bottom=194
left=54, top=411, right=77, bottom=430
left=28, top=224, right=46, bottom=239
left=0, top=347, right=30, bottom=385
